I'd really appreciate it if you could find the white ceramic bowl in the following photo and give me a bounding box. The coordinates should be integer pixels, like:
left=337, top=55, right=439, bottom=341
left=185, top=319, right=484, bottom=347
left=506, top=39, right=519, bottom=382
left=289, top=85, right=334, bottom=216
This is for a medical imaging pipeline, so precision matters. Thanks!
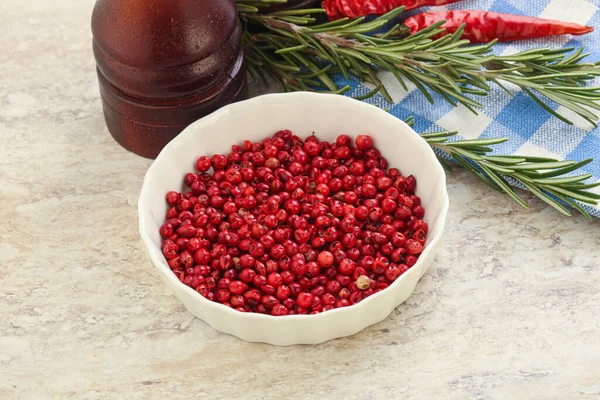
left=139, top=92, right=449, bottom=345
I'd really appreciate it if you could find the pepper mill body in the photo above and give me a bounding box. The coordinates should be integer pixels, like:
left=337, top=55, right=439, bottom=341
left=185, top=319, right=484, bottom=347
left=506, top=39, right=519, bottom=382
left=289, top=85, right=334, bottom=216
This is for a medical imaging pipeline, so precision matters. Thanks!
left=92, top=0, right=247, bottom=158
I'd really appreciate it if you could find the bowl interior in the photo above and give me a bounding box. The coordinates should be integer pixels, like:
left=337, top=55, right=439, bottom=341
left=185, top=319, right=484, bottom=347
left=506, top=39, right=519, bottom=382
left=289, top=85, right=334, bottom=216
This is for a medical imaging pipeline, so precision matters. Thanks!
left=139, top=92, right=448, bottom=313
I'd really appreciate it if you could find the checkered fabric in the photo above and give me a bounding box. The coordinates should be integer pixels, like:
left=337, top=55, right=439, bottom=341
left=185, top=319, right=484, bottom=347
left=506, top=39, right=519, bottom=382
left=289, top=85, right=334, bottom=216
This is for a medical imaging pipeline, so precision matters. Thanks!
left=338, top=0, right=600, bottom=217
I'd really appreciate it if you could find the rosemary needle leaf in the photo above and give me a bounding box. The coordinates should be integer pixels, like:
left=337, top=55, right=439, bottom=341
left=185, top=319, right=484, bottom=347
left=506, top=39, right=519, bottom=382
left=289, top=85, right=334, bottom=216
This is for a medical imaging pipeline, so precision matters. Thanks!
left=548, top=192, right=593, bottom=220
left=564, top=181, right=600, bottom=190
left=523, top=183, right=572, bottom=216
left=533, top=159, right=593, bottom=178
left=532, top=174, right=593, bottom=185
left=354, top=84, right=384, bottom=100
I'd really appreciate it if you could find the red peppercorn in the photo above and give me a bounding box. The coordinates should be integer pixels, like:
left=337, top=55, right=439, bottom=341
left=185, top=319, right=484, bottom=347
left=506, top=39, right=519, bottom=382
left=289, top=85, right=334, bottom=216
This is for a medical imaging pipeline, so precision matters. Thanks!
left=267, top=272, right=283, bottom=287
left=230, top=295, right=245, bottom=308
left=373, top=256, right=389, bottom=274
left=341, top=233, right=357, bottom=249
left=338, top=258, right=356, bottom=275
left=242, top=289, right=260, bottom=306
left=159, top=223, right=174, bottom=238
left=322, top=293, right=336, bottom=306
left=355, top=135, right=373, bottom=149
left=248, top=242, right=265, bottom=258
left=237, top=268, right=254, bottom=284
left=195, top=156, right=212, bottom=172
left=317, top=251, right=334, bottom=267
left=166, top=191, right=180, bottom=205
left=229, top=280, right=247, bottom=295
left=412, top=205, right=425, bottom=219
left=381, top=198, right=397, bottom=214
left=344, top=191, right=358, bottom=204
left=336, top=134, right=351, bottom=146
left=215, top=289, right=231, bottom=303
left=336, top=299, right=350, bottom=308
left=162, top=240, right=179, bottom=259
left=334, top=146, right=351, bottom=160
left=336, top=274, right=352, bottom=287
left=405, top=255, right=417, bottom=267
left=303, top=262, right=319, bottom=278
left=262, top=284, right=276, bottom=296
left=385, top=264, right=402, bottom=281
left=413, top=220, right=428, bottom=233
left=362, top=184, right=377, bottom=198
left=338, top=288, right=351, bottom=300
left=349, top=162, right=365, bottom=176
left=276, top=285, right=291, bottom=301
left=297, top=292, right=314, bottom=308
left=406, top=239, right=423, bottom=255
left=271, top=304, right=289, bottom=316
left=294, top=229, right=311, bottom=244
left=261, top=295, right=279, bottom=309
left=210, top=154, right=227, bottom=170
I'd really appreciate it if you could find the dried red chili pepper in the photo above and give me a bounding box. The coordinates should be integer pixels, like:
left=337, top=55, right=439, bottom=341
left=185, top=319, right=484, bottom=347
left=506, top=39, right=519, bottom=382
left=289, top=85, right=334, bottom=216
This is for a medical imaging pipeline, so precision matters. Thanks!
left=403, top=11, right=594, bottom=42
left=322, top=0, right=464, bottom=21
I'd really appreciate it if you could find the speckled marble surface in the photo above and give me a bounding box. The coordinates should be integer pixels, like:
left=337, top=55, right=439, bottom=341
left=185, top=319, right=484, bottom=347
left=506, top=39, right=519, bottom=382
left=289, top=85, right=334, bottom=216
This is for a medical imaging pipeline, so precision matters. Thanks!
left=1, top=1, right=600, bottom=399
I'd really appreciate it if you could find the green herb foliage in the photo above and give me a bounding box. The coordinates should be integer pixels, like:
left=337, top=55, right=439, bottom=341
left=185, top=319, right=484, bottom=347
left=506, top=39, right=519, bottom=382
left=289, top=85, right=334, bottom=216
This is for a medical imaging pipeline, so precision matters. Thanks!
left=237, top=1, right=600, bottom=217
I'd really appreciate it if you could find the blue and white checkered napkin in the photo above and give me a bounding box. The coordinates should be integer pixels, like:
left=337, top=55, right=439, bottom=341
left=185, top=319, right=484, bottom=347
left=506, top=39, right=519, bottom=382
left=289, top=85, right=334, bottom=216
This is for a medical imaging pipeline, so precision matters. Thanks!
left=339, top=0, right=600, bottom=217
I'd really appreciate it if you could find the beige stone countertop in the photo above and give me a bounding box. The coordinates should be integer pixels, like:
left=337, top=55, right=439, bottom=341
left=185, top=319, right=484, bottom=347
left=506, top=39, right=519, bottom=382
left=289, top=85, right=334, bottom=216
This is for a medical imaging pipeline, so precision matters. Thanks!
left=1, top=1, right=600, bottom=399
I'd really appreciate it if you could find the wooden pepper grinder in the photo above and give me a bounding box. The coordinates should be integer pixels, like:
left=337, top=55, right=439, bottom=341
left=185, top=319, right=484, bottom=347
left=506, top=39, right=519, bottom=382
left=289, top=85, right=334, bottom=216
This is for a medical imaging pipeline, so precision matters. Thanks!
left=92, top=0, right=247, bottom=159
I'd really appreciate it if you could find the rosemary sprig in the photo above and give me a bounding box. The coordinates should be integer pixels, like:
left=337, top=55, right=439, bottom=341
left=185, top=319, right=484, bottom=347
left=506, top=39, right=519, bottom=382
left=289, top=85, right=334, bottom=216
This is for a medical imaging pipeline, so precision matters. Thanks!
left=240, top=6, right=600, bottom=125
left=416, top=128, right=600, bottom=219
left=237, top=1, right=600, bottom=217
